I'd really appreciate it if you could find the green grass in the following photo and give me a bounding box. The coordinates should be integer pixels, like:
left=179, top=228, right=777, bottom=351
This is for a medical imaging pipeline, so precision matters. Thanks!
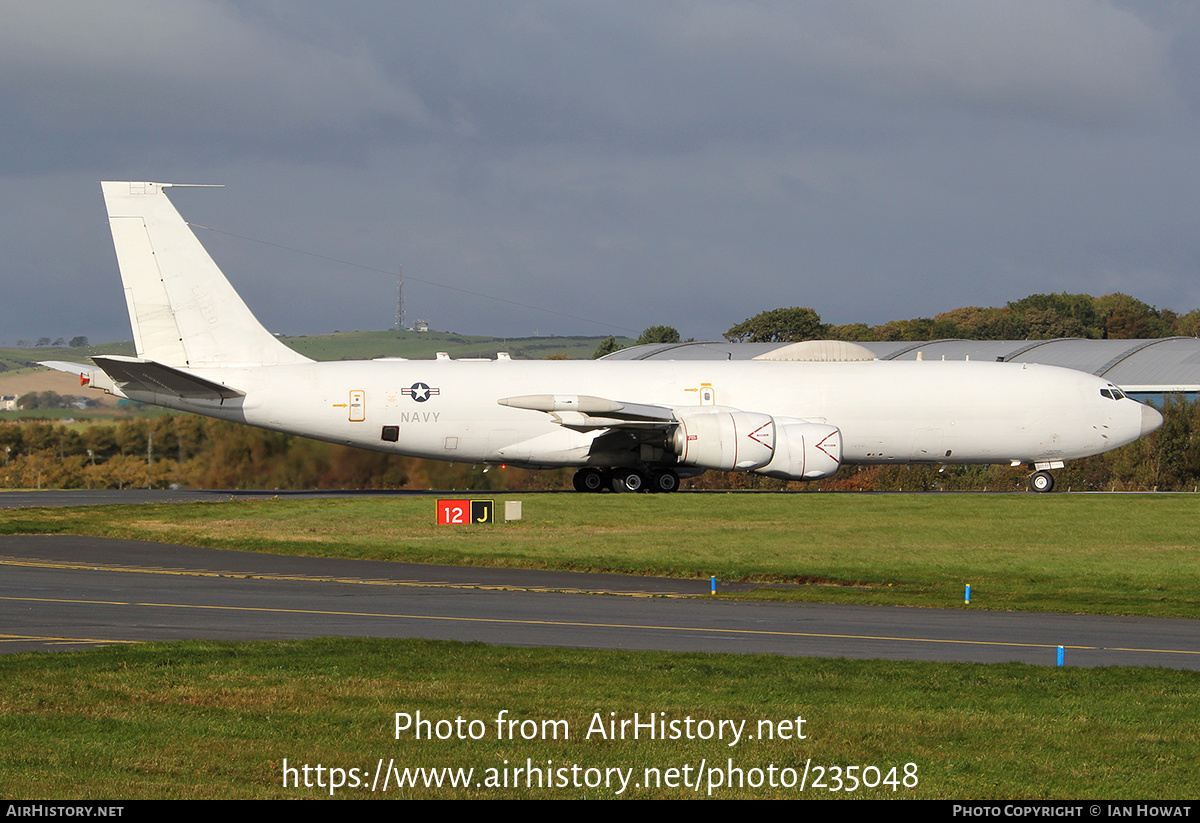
left=1, top=638, right=1196, bottom=799
left=0, top=342, right=135, bottom=374
left=2, top=493, right=1198, bottom=618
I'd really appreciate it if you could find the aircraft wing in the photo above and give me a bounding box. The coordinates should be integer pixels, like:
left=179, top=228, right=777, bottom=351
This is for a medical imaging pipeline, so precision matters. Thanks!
left=41, top=356, right=244, bottom=400
left=497, top=394, right=675, bottom=431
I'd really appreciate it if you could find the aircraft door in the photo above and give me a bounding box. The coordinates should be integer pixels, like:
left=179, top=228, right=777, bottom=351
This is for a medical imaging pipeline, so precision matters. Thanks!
left=349, top=390, right=366, bottom=422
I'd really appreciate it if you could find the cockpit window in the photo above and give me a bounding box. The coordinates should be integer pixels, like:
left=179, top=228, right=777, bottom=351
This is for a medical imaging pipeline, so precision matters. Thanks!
left=1100, top=387, right=1127, bottom=401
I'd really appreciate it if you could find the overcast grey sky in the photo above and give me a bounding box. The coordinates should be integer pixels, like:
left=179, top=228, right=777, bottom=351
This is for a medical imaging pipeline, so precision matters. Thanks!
left=4, top=1, right=1200, bottom=345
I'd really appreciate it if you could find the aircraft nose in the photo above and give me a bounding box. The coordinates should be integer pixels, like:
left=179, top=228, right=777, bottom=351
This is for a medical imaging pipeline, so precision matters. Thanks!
left=1140, top=403, right=1164, bottom=437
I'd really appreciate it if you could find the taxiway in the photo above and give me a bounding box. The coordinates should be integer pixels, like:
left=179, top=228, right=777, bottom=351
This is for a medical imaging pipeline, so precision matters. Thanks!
left=4, top=532, right=1197, bottom=669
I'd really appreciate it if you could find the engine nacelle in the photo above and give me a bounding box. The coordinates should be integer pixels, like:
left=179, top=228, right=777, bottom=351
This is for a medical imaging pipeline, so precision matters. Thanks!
left=754, top=421, right=842, bottom=480
left=671, top=408, right=776, bottom=471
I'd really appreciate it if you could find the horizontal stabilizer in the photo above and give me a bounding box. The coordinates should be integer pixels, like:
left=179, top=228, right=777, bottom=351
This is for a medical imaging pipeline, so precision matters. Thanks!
left=38, top=360, right=93, bottom=378
left=38, top=360, right=122, bottom=396
left=91, top=355, right=245, bottom=400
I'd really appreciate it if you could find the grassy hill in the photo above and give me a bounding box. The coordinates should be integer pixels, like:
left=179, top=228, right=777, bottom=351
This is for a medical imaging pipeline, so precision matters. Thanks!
left=279, top=329, right=631, bottom=361
left=0, top=341, right=135, bottom=375
left=0, top=331, right=629, bottom=373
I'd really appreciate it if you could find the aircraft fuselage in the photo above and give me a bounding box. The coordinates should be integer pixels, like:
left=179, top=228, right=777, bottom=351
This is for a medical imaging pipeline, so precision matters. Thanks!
left=130, top=357, right=1152, bottom=470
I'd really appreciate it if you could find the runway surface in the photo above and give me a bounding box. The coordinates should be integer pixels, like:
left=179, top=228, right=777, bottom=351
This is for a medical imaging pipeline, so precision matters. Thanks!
left=4, top=533, right=1199, bottom=669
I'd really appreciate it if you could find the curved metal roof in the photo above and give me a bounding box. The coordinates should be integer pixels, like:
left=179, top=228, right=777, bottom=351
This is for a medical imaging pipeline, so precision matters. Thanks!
left=603, top=338, right=1200, bottom=392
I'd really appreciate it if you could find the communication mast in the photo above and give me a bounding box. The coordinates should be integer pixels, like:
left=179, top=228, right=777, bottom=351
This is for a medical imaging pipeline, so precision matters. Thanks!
left=395, top=264, right=405, bottom=331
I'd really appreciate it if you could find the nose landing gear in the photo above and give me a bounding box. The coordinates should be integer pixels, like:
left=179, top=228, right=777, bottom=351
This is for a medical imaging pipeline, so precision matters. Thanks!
left=1029, top=470, right=1055, bottom=493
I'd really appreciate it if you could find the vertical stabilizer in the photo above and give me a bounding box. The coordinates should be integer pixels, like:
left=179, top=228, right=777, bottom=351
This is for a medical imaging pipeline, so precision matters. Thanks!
left=101, top=181, right=312, bottom=368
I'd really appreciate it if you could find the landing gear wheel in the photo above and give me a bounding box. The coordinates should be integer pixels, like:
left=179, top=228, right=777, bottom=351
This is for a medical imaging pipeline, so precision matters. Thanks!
left=573, top=468, right=608, bottom=493
left=651, top=470, right=679, bottom=493
left=1029, top=470, right=1055, bottom=493
left=611, top=469, right=647, bottom=493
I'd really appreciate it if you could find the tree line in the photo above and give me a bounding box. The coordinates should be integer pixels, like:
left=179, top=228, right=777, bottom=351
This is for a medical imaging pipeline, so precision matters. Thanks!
left=724, top=293, right=1198, bottom=344
left=0, top=415, right=565, bottom=492
left=592, top=292, right=1196, bottom=356
left=8, top=337, right=89, bottom=348
left=14, top=391, right=100, bottom=410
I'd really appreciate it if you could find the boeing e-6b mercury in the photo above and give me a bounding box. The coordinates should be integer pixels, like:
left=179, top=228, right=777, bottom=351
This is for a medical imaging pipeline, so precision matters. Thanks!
left=43, top=182, right=1163, bottom=493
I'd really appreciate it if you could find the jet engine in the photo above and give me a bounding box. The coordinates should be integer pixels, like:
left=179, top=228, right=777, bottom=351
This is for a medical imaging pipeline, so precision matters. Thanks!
left=670, top=408, right=776, bottom=471
left=668, top=408, right=842, bottom=480
left=754, top=421, right=842, bottom=480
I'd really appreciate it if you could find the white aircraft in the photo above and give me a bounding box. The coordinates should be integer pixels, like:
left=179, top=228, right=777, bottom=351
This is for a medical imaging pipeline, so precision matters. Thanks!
left=44, top=181, right=1163, bottom=493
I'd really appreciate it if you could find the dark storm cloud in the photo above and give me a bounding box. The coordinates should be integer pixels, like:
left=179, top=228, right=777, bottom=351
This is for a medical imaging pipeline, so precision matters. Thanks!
left=0, top=0, right=432, bottom=169
left=2, top=1, right=1198, bottom=345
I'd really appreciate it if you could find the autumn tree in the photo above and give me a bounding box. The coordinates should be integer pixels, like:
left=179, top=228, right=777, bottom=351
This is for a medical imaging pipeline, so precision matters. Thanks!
left=933, top=306, right=1025, bottom=340
left=592, top=337, right=621, bottom=359
left=1095, top=293, right=1173, bottom=339
left=724, top=307, right=827, bottom=343
left=825, top=323, right=877, bottom=342
left=635, top=325, right=681, bottom=345
left=1174, top=310, right=1200, bottom=338
left=1006, top=293, right=1102, bottom=339
left=871, top=318, right=938, bottom=342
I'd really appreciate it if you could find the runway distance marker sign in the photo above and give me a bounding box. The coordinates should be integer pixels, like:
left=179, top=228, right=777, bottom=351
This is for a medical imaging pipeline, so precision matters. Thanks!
left=436, top=499, right=495, bottom=525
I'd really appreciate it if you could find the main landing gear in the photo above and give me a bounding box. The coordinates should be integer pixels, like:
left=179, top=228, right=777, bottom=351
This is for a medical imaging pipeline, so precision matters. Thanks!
left=572, top=467, right=608, bottom=493
left=571, top=467, right=680, bottom=493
